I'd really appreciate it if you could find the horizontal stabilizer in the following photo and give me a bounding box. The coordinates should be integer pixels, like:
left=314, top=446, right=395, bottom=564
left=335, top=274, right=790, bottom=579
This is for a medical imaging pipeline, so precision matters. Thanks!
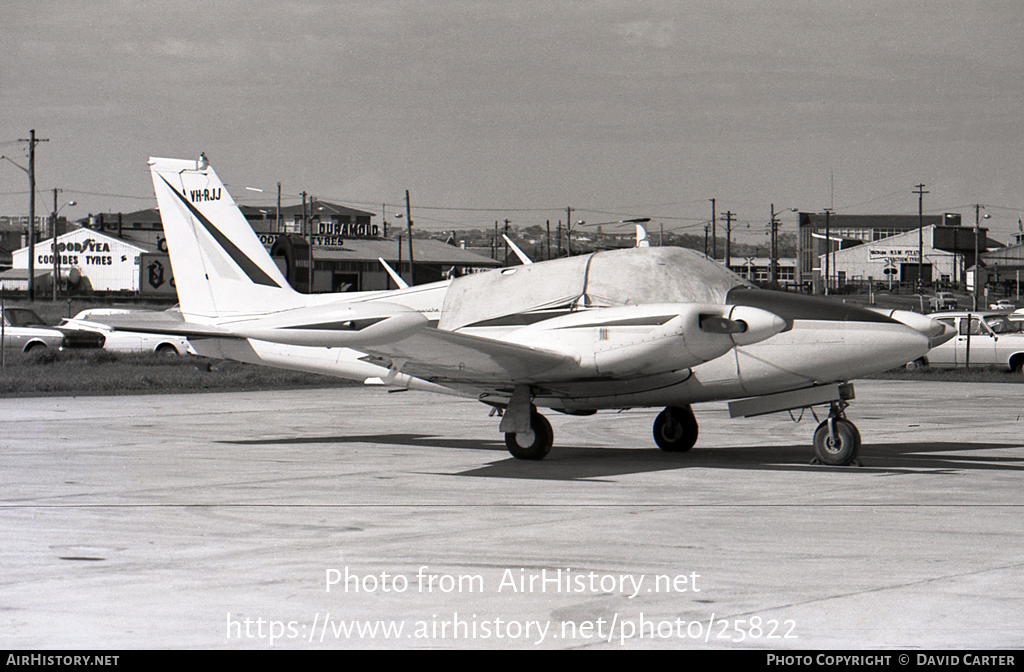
left=86, top=312, right=240, bottom=339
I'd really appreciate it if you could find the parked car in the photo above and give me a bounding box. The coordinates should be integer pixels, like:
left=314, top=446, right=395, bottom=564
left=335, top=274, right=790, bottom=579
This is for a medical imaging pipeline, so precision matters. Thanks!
left=1, top=307, right=105, bottom=354
left=58, top=309, right=190, bottom=356
left=926, top=292, right=958, bottom=311
left=1, top=307, right=67, bottom=354
left=989, top=299, right=1016, bottom=311
left=919, top=311, right=1024, bottom=373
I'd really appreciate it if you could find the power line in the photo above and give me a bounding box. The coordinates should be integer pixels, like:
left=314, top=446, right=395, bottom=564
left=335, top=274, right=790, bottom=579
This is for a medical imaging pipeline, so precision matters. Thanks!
left=64, top=189, right=154, bottom=201
left=831, top=189, right=908, bottom=212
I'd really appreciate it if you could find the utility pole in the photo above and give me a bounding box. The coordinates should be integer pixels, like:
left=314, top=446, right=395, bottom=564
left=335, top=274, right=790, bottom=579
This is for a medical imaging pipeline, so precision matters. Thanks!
left=51, top=188, right=60, bottom=301
left=276, top=182, right=281, bottom=232
left=301, top=191, right=310, bottom=292
left=913, top=183, right=928, bottom=289
left=974, top=204, right=983, bottom=310
left=721, top=210, right=735, bottom=269
left=770, top=204, right=780, bottom=285
left=27, top=130, right=47, bottom=302
left=503, top=219, right=511, bottom=265
left=13, top=130, right=48, bottom=302
left=566, top=207, right=573, bottom=256
left=546, top=220, right=551, bottom=261
left=823, top=208, right=833, bottom=295
left=710, top=198, right=717, bottom=260
left=404, top=190, right=415, bottom=285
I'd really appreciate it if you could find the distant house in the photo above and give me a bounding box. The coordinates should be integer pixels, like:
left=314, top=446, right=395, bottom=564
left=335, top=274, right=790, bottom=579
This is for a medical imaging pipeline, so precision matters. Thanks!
left=0, top=231, right=21, bottom=271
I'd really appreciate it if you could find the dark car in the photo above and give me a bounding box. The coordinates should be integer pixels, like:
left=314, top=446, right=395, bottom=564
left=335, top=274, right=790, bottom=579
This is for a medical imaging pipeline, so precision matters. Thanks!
left=56, top=323, right=106, bottom=350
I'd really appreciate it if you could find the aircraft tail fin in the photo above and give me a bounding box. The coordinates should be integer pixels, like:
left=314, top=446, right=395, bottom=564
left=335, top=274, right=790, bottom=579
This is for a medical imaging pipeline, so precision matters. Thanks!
left=149, top=156, right=303, bottom=323
left=635, top=224, right=651, bottom=247
left=378, top=257, right=410, bottom=288
left=502, top=234, right=534, bottom=265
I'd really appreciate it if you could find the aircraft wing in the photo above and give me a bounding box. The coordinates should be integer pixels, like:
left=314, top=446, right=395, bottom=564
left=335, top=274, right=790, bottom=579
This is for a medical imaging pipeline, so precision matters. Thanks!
left=83, top=312, right=241, bottom=339
left=85, top=305, right=572, bottom=382
left=358, top=327, right=577, bottom=384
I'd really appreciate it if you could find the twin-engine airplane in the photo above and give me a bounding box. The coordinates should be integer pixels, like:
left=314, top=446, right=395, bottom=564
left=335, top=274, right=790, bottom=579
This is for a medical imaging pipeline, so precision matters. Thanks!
left=140, top=156, right=954, bottom=465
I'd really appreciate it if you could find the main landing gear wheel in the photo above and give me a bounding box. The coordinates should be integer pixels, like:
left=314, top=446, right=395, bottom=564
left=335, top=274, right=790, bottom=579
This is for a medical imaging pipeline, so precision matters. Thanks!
left=812, top=415, right=862, bottom=466
left=505, top=410, right=553, bottom=460
left=905, top=357, right=927, bottom=371
left=653, top=405, right=699, bottom=452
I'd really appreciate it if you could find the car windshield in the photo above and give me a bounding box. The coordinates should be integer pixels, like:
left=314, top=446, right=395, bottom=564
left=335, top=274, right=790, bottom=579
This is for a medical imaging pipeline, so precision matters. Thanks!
left=985, top=316, right=1016, bottom=334
left=3, top=308, right=47, bottom=327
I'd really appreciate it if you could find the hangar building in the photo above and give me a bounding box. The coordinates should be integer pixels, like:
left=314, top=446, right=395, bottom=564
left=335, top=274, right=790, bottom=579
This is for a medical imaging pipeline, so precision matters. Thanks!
left=817, top=225, right=961, bottom=291
left=3, top=228, right=154, bottom=293
left=797, top=212, right=979, bottom=292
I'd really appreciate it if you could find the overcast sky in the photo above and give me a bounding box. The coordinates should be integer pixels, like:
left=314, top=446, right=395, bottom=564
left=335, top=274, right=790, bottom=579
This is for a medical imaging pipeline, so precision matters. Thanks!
left=2, top=1, right=1022, bottom=243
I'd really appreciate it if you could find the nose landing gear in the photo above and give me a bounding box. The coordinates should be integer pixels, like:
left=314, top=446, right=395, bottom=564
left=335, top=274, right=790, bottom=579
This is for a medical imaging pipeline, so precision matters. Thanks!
left=727, top=382, right=862, bottom=466
left=811, top=400, right=862, bottom=466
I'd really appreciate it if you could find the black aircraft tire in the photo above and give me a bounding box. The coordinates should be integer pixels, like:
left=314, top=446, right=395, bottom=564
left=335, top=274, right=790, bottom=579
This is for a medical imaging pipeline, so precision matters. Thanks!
left=905, top=357, right=927, bottom=372
left=812, top=419, right=861, bottom=466
left=505, top=411, right=553, bottom=460
left=653, top=406, right=699, bottom=452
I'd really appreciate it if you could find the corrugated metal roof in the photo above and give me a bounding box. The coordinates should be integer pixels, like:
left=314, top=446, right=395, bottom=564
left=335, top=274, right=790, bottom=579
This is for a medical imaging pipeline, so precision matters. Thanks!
left=0, top=268, right=51, bottom=279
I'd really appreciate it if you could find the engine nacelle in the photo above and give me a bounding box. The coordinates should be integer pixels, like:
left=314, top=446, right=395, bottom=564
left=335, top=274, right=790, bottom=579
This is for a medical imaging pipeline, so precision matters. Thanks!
left=871, top=308, right=957, bottom=349
left=502, top=303, right=787, bottom=378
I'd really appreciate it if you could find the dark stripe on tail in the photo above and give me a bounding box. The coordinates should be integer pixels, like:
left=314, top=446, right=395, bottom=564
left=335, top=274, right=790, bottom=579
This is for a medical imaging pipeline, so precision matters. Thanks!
left=160, top=175, right=281, bottom=288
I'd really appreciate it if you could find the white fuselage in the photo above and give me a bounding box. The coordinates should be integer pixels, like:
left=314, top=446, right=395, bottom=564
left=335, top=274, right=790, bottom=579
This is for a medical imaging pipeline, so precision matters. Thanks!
left=190, top=291, right=931, bottom=413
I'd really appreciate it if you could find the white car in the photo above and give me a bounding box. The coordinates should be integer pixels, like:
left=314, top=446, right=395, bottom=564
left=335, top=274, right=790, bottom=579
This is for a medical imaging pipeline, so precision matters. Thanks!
left=59, top=309, right=191, bottom=356
left=921, top=311, right=1024, bottom=373
left=928, top=292, right=959, bottom=311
